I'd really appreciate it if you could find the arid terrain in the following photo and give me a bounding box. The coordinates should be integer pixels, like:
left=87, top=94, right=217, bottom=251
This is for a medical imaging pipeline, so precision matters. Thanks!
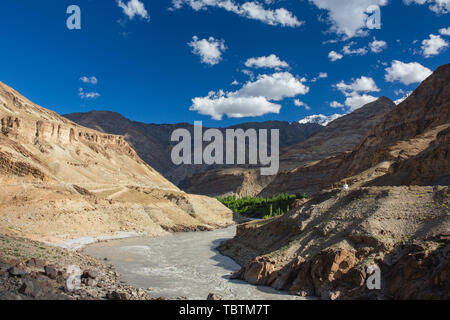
left=0, top=81, right=234, bottom=244
left=0, top=62, right=448, bottom=300
left=218, top=64, right=450, bottom=299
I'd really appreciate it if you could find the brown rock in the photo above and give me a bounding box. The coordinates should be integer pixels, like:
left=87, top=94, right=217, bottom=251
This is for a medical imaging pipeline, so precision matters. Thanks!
left=44, top=265, right=58, bottom=279
left=207, top=293, right=224, bottom=300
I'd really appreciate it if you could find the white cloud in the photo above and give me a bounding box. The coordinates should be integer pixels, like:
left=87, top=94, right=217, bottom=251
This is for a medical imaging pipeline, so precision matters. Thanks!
left=342, top=42, right=368, bottom=55
left=309, top=0, right=388, bottom=38
left=421, top=34, right=449, bottom=57
left=369, top=38, right=387, bottom=53
left=335, top=76, right=380, bottom=111
left=191, top=93, right=281, bottom=120
left=299, top=114, right=344, bottom=126
left=245, top=54, right=289, bottom=70
left=344, top=93, right=378, bottom=111
left=241, top=69, right=255, bottom=80
left=439, top=26, right=450, bottom=35
left=336, top=76, right=380, bottom=95
left=238, top=72, right=309, bottom=101
left=117, top=0, right=150, bottom=21
left=231, top=80, right=239, bottom=85
left=311, top=72, right=328, bottom=82
left=294, top=99, right=311, bottom=110
left=330, top=101, right=344, bottom=108
left=80, top=76, right=98, bottom=85
left=188, top=36, right=227, bottom=66
left=171, top=0, right=303, bottom=27
left=403, top=0, right=450, bottom=14
left=385, top=60, right=433, bottom=85
left=190, top=72, right=309, bottom=120
left=78, top=88, right=100, bottom=99
left=328, top=50, right=343, bottom=61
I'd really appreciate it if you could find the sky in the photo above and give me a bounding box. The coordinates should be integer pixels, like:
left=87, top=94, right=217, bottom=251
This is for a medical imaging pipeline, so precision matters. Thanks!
left=0, top=0, right=449, bottom=127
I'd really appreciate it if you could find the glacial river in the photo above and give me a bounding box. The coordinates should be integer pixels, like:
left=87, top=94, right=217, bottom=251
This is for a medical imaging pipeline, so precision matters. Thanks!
left=84, top=226, right=303, bottom=300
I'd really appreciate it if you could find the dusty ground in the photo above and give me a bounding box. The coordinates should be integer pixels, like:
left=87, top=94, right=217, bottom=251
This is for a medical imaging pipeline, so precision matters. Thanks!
left=0, top=234, right=161, bottom=300
left=0, top=183, right=234, bottom=244
left=219, top=186, right=450, bottom=299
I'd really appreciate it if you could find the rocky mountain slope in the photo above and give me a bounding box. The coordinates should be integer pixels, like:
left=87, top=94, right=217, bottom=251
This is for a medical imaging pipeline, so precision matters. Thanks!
left=219, top=64, right=450, bottom=299
left=280, top=97, right=396, bottom=170
left=64, top=111, right=322, bottom=196
left=219, top=186, right=450, bottom=299
left=0, top=81, right=233, bottom=244
left=180, top=97, right=396, bottom=197
left=261, top=64, right=449, bottom=196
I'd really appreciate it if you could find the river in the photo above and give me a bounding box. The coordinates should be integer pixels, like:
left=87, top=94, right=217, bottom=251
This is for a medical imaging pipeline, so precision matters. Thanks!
left=83, top=226, right=304, bottom=300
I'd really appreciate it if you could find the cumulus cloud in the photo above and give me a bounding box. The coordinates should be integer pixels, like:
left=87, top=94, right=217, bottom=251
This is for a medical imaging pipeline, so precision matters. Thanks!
left=336, top=76, right=380, bottom=94
left=238, top=72, right=309, bottom=100
left=328, top=50, right=343, bottom=61
left=330, top=101, right=344, bottom=108
left=117, top=0, right=150, bottom=21
left=190, top=72, right=309, bottom=120
left=385, top=60, right=433, bottom=85
left=342, top=42, right=368, bottom=55
left=344, top=93, right=378, bottom=111
left=403, top=0, right=450, bottom=14
left=421, top=34, right=449, bottom=57
left=78, top=88, right=100, bottom=99
left=294, top=99, right=311, bottom=110
left=311, top=72, right=328, bottom=82
left=299, top=114, right=344, bottom=126
left=80, top=76, right=98, bottom=85
left=245, top=54, right=289, bottom=70
left=369, top=38, right=387, bottom=53
left=188, top=36, right=227, bottom=66
left=191, top=93, right=281, bottom=120
left=440, top=26, right=450, bottom=35
left=171, top=0, right=303, bottom=27
left=309, top=0, right=388, bottom=38
left=335, top=76, right=380, bottom=111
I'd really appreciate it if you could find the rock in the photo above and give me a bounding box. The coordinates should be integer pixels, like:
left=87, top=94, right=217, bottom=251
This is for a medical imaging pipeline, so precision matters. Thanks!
left=0, top=263, right=12, bottom=272
left=19, top=280, right=42, bottom=298
left=107, top=291, right=130, bottom=300
left=207, top=293, right=224, bottom=300
left=82, top=270, right=99, bottom=279
left=242, top=257, right=276, bottom=285
left=8, top=267, right=28, bottom=277
left=87, top=278, right=96, bottom=287
left=26, top=258, right=46, bottom=269
left=44, top=265, right=58, bottom=279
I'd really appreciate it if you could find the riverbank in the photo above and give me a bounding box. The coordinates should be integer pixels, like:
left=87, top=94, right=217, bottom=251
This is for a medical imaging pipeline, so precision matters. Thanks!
left=83, top=226, right=305, bottom=300
left=0, top=234, right=160, bottom=300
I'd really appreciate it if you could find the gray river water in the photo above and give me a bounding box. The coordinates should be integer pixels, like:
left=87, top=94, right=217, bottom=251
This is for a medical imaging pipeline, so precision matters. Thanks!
left=84, top=226, right=304, bottom=300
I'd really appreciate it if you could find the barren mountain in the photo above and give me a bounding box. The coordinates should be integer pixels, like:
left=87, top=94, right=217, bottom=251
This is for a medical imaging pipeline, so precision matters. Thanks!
left=64, top=112, right=322, bottom=196
left=64, top=112, right=321, bottom=184
left=219, top=64, right=450, bottom=300
left=261, top=64, right=450, bottom=196
left=0, top=81, right=233, bottom=244
left=280, top=97, right=396, bottom=170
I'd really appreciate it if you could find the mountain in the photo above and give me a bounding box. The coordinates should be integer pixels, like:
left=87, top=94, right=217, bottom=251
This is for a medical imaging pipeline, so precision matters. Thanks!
left=219, top=64, right=450, bottom=300
left=261, top=64, right=449, bottom=196
left=280, top=97, right=396, bottom=171
left=298, top=114, right=344, bottom=126
left=0, top=81, right=233, bottom=243
left=64, top=112, right=322, bottom=195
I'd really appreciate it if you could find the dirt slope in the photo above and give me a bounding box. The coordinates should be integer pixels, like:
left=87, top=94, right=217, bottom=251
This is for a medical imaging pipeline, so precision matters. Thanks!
left=220, top=186, right=450, bottom=299
left=0, top=81, right=233, bottom=243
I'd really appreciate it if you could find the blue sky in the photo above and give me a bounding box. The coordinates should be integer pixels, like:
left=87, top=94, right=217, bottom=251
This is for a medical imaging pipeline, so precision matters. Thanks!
left=0, top=0, right=449, bottom=127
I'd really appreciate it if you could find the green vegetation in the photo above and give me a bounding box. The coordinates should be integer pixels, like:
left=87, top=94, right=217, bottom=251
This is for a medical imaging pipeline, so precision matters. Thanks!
left=217, top=193, right=307, bottom=219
